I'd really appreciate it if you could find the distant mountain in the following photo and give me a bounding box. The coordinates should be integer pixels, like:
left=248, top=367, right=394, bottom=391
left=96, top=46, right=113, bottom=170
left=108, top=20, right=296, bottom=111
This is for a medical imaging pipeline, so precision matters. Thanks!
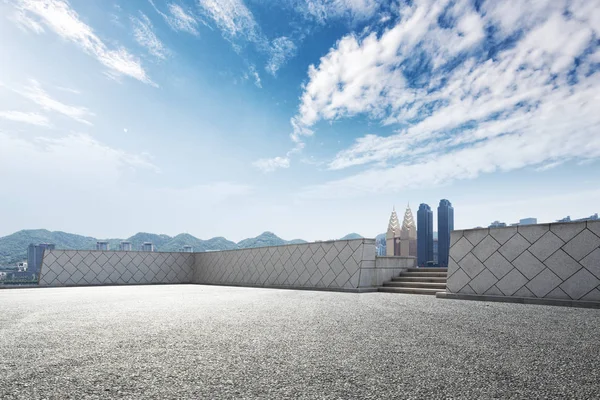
left=286, top=239, right=308, bottom=245
left=0, top=229, right=304, bottom=266
left=236, top=231, right=304, bottom=249
left=126, top=232, right=173, bottom=250
left=339, top=233, right=363, bottom=240
left=0, top=229, right=98, bottom=266
left=193, top=236, right=238, bottom=252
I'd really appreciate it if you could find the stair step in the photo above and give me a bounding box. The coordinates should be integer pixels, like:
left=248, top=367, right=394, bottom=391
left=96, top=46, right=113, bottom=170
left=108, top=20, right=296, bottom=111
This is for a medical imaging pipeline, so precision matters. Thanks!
left=378, top=287, right=442, bottom=295
left=407, top=268, right=448, bottom=273
left=401, top=272, right=447, bottom=277
left=392, top=276, right=447, bottom=283
left=383, top=281, right=446, bottom=289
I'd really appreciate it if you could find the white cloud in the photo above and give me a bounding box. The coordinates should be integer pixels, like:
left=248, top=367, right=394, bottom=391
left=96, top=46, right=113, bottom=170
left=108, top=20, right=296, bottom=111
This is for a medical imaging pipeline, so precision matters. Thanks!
left=0, top=132, right=159, bottom=182
left=252, top=143, right=304, bottom=172
left=252, top=156, right=290, bottom=173
left=167, top=3, right=201, bottom=35
left=131, top=12, right=168, bottom=59
left=197, top=0, right=263, bottom=45
left=12, top=0, right=153, bottom=85
left=304, top=136, right=600, bottom=200
left=0, top=111, right=51, bottom=127
left=244, top=65, right=262, bottom=88
left=299, top=0, right=380, bottom=23
left=303, top=83, right=600, bottom=198
left=149, top=0, right=201, bottom=36
left=286, top=0, right=600, bottom=197
left=293, top=0, right=488, bottom=135
left=196, top=1, right=302, bottom=77
left=266, top=37, right=297, bottom=76
left=11, top=8, right=45, bottom=33
left=13, top=80, right=93, bottom=125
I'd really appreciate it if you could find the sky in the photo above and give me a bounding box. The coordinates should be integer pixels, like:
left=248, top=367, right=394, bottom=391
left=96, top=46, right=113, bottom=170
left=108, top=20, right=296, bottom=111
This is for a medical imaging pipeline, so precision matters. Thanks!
left=1, top=0, right=600, bottom=242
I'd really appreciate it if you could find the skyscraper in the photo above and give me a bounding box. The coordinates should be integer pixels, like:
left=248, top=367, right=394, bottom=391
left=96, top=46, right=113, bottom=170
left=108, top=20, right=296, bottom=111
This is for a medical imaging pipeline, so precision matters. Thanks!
left=385, top=204, right=417, bottom=257
left=417, top=204, right=433, bottom=267
left=386, top=207, right=400, bottom=256
left=399, top=204, right=417, bottom=257
left=437, top=199, right=454, bottom=268
left=376, top=235, right=387, bottom=256
left=27, top=243, right=55, bottom=276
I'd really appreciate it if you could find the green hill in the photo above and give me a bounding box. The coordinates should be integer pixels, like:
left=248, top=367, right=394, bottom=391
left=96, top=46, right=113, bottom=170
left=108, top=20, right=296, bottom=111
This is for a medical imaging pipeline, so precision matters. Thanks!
left=0, top=229, right=301, bottom=266
left=0, top=229, right=372, bottom=266
left=237, top=232, right=287, bottom=248
left=164, top=234, right=238, bottom=252
left=287, top=239, right=308, bottom=245
left=198, top=237, right=239, bottom=251
left=0, top=229, right=97, bottom=266
left=237, top=232, right=307, bottom=249
left=126, top=232, right=173, bottom=250
left=339, top=233, right=364, bottom=240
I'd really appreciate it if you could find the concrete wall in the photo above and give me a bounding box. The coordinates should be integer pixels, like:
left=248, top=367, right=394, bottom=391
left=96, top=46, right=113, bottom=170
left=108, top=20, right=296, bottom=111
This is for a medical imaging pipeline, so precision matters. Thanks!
left=447, top=220, right=600, bottom=303
left=193, top=239, right=380, bottom=291
left=38, top=250, right=194, bottom=287
left=362, top=256, right=415, bottom=287
left=37, top=239, right=404, bottom=292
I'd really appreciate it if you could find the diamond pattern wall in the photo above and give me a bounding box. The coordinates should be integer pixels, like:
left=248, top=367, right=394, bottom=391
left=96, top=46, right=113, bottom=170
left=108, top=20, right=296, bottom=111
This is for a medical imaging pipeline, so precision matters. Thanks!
left=37, top=239, right=386, bottom=291
left=39, top=250, right=194, bottom=287
left=193, top=239, right=375, bottom=290
left=447, top=220, right=600, bottom=302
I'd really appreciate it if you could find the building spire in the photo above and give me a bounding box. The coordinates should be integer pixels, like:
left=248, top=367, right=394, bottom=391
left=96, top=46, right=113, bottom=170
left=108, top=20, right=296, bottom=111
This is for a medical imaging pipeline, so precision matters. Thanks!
left=386, top=207, right=400, bottom=238
left=400, top=203, right=417, bottom=240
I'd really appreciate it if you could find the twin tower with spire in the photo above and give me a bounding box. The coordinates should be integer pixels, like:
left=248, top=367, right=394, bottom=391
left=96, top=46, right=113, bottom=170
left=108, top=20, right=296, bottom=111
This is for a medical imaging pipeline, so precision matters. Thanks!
left=386, top=204, right=417, bottom=257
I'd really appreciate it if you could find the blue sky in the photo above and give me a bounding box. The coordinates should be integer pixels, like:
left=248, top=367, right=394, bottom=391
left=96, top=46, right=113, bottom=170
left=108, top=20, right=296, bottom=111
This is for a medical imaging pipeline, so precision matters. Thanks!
left=1, top=0, right=600, bottom=242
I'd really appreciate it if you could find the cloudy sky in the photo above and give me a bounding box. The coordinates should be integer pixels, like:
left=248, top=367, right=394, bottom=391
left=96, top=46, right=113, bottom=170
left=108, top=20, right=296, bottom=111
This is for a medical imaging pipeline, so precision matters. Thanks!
left=1, top=0, right=599, bottom=242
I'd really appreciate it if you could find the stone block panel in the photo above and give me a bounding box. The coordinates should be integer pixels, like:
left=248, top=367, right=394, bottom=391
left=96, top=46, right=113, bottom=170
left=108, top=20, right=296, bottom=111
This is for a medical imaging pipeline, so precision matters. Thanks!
left=39, top=250, right=194, bottom=287
left=447, top=222, right=600, bottom=304
left=193, top=239, right=376, bottom=290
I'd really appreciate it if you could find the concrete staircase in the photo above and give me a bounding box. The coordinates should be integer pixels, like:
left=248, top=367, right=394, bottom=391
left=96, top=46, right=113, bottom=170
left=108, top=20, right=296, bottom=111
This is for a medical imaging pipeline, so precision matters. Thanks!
left=379, top=268, right=448, bottom=295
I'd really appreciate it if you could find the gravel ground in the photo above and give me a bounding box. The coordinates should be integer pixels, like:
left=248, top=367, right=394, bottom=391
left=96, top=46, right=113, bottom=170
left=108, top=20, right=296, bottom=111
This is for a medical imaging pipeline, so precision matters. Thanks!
left=1, top=285, right=599, bottom=399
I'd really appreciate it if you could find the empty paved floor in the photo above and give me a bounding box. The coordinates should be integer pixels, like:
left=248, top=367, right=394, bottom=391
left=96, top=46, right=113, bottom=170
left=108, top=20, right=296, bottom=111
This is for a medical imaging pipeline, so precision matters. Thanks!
left=1, top=285, right=599, bottom=399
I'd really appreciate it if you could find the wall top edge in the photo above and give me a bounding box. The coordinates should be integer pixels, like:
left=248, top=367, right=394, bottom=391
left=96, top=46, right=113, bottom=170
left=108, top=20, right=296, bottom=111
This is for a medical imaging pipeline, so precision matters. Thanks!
left=195, top=238, right=376, bottom=255
left=43, top=238, right=377, bottom=256
left=46, top=249, right=194, bottom=255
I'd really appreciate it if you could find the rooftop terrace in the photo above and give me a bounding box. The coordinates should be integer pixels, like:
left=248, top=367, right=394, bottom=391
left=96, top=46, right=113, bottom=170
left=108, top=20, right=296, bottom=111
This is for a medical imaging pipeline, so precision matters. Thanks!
left=1, top=285, right=599, bottom=399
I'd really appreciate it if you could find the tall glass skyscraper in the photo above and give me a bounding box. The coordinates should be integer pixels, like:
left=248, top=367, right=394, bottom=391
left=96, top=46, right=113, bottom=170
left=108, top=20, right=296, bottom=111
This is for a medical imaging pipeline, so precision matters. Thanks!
left=27, top=243, right=55, bottom=276
left=417, top=204, right=434, bottom=267
left=437, top=199, right=454, bottom=268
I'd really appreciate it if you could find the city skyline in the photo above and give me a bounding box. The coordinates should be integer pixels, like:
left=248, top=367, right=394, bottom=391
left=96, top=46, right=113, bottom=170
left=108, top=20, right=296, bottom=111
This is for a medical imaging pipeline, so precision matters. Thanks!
left=1, top=1, right=600, bottom=242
